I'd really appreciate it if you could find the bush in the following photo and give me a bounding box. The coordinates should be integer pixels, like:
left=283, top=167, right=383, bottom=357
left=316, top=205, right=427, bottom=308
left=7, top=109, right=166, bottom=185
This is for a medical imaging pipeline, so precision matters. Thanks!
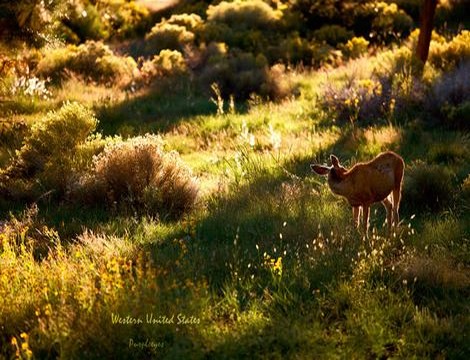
left=403, top=163, right=455, bottom=213
left=206, top=0, right=281, bottom=30
left=165, top=13, right=204, bottom=32
left=370, top=2, right=413, bottom=42
left=36, top=41, right=137, bottom=86
left=341, top=36, right=369, bottom=58
left=429, top=30, right=470, bottom=72
left=3, top=102, right=98, bottom=196
left=62, top=1, right=108, bottom=41
left=312, top=25, right=354, bottom=46
left=140, top=50, right=188, bottom=83
left=428, top=62, right=470, bottom=129
left=106, top=1, right=151, bottom=39
left=199, top=50, right=293, bottom=100
left=273, top=33, right=317, bottom=65
left=145, top=22, right=195, bottom=54
left=83, top=135, right=199, bottom=218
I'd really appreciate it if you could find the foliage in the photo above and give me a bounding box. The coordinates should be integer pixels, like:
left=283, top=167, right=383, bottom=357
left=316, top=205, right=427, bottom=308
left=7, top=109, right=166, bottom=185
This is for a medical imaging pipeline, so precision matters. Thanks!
left=140, top=50, right=189, bottom=83
left=3, top=102, right=97, bottom=195
left=199, top=50, right=293, bottom=100
left=403, top=162, right=455, bottom=213
left=292, top=0, right=413, bottom=43
left=82, top=135, right=199, bottom=219
left=206, top=0, right=282, bottom=30
left=428, top=30, right=470, bottom=72
left=145, top=22, right=195, bottom=55
left=340, top=36, right=370, bottom=58
left=427, top=61, right=470, bottom=129
left=36, top=41, right=137, bottom=86
left=313, top=25, right=354, bottom=46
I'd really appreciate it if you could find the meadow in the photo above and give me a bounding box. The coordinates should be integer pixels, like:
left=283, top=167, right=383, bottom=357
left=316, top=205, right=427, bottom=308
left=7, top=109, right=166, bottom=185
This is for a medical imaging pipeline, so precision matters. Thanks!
left=0, top=1, right=469, bottom=359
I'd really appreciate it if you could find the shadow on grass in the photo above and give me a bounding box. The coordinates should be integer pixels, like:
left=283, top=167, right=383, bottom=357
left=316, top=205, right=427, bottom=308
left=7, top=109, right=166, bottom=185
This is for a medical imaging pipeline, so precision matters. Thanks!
left=95, top=83, right=217, bottom=136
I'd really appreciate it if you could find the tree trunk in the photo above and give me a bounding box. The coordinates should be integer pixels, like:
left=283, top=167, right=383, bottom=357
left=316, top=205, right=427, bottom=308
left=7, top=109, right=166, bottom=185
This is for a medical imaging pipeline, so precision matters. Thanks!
left=416, top=0, right=438, bottom=64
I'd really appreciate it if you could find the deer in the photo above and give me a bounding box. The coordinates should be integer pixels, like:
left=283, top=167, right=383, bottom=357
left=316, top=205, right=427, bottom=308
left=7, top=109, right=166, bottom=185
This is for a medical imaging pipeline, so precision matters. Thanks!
left=311, top=151, right=404, bottom=236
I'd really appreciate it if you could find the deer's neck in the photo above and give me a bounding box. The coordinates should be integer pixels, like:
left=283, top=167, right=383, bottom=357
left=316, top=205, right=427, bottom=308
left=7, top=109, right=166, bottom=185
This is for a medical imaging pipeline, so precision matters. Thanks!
left=328, top=175, right=351, bottom=197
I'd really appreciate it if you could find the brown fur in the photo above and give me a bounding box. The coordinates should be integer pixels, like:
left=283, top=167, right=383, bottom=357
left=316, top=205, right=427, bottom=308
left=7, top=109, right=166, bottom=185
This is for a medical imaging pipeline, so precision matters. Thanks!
left=311, top=151, right=404, bottom=235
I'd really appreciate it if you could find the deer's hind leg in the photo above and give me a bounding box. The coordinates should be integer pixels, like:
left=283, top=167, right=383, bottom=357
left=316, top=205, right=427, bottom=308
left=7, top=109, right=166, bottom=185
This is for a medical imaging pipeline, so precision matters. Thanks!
left=392, top=187, right=402, bottom=227
left=382, top=196, right=393, bottom=232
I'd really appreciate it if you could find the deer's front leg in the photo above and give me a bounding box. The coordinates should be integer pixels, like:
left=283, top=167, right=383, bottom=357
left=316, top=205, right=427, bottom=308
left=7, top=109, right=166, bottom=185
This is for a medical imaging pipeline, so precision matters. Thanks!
left=352, top=206, right=361, bottom=228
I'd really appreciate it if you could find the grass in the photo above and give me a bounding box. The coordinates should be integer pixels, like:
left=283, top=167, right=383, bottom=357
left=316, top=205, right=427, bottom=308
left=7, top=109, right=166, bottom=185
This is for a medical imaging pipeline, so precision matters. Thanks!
left=1, top=49, right=470, bottom=360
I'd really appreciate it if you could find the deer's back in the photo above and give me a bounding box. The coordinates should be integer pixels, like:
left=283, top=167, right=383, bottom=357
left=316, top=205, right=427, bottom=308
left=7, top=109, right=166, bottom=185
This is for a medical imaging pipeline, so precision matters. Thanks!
left=346, top=152, right=403, bottom=205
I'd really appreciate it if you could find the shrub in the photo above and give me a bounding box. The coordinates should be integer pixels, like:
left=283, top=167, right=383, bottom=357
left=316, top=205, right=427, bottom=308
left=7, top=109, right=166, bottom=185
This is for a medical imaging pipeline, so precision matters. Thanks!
left=106, top=1, right=151, bottom=39
left=199, top=50, right=292, bottom=100
left=341, top=36, right=369, bottom=59
left=62, top=1, right=109, bottom=41
left=145, top=22, right=195, bottom=54
left=84, top=135, right=199, bottom=218
left=370, top=2, right=413, bottom=42
left=428, top=62, right=470, bottom=129
left=140, top=50, right=188, bottom=83
left=429, top=30, right=470, bottom=72
left=36, top=41, right=137, bottom=86
left=273, top=33, right=317, bottom=65
left=403, top=162, right=455, bottom=213
left=165, top=13, right=204, bottom=32
left=322, top=77, right=390, bottom=125
left=3, top=102, right=98, bottom=197
left=206, top=0, right=281, bottom=30
left=312, top=25, right=354, bottom=46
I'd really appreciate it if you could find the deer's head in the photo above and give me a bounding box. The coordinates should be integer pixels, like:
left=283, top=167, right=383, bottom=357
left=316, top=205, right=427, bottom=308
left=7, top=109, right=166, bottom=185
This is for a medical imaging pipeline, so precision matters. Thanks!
left=310, top=155, right=347, bottom=183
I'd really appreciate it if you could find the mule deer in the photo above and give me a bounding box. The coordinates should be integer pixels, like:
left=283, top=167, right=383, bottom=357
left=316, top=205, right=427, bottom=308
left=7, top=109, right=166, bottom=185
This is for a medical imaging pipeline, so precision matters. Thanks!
left=311, top=151, right=404, bottom=235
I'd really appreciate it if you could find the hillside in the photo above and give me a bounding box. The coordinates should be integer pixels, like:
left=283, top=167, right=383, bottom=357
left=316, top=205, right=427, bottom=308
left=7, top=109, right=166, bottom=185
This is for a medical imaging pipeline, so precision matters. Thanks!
left=0, top=1, right=469, bottom=359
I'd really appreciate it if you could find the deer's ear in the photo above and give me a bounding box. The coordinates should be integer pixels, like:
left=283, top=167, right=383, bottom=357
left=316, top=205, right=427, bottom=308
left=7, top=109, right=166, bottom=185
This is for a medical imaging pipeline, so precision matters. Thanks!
left=311, top=164, right=330, bottom=175
left=330, top=154, right=340, bottom=167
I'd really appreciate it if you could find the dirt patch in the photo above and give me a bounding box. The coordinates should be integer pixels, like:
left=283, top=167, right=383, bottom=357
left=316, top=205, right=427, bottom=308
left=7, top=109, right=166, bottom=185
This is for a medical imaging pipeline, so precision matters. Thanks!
left=136, top=0, right=180, bottom=12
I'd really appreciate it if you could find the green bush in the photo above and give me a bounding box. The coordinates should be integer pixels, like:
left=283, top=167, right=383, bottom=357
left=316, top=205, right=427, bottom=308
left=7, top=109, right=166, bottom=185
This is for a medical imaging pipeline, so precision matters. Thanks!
left=340, top=36, right=369, bottom=58
left=312, top=25, right=354, bottom=46
left=145, top=22, right=195, bottom=54
left=140, top=50, right=189, bottom=83
left=403, top=163, right=455, bottom=213
left=4, top=102, right=98, bottom=196
left=84, top=135, right=199, bottom=218
left=59, top=0, right=151, bottom=41
left=370, top=2, right=413, bottom=42
left=206, top=0, right=281, bottom=30
left=274, top=33, right=317, bottom=64
left=199, top=50, right=292, bottom=100
left=429, top=30, right=470, bottom=72
left=62, top=1, right=108, bottom=41
left=106, top=1, right=151, bottom=39
left=165, top=13, right=204, bottom=32
left=36, top=41, right=137, bottom=86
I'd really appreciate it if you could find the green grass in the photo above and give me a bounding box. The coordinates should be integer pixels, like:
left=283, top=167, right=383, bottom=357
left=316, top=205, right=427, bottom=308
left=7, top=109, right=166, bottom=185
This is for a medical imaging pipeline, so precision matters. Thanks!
left=1, top=49, right=470, bottom=360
